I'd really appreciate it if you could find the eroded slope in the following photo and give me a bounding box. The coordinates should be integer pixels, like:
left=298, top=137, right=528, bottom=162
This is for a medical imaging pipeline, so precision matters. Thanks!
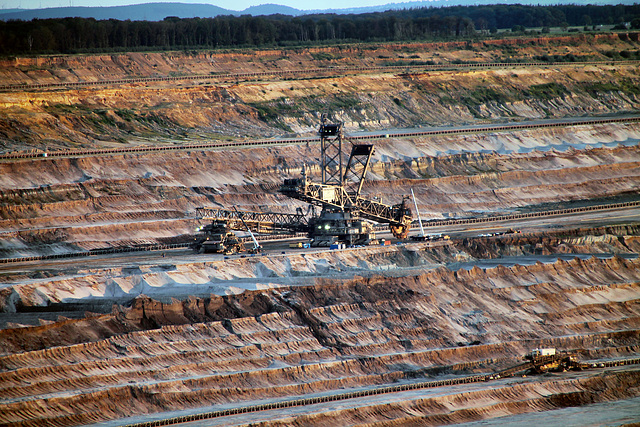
left=2, top=34, right=640, bottom=151
left=1, top=122, right=639, bottom=257
left=0, top=254, right=638, bottom=426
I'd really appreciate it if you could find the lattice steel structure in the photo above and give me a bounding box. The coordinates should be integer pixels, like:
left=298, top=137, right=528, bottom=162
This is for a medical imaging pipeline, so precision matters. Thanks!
left=319, top=114, right=343, bottom=186
left=342, top=143, right=374, bottom=199
left=280, top=118, right=412, bottom=240
left=195, top=207, right=309, bottom=234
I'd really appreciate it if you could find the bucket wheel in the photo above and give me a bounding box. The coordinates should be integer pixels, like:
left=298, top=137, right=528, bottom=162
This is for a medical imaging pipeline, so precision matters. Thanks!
left=390, top=223, right=410, bottom=239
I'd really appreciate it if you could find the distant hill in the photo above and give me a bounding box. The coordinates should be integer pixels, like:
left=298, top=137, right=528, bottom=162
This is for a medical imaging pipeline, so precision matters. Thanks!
left=0, top=3, right=235, bottom=21
left=316, top=0, right=639, bottom=15
left=0, top=2, right=308, bottom=21
left=0, top=8, right=24, bottom=14
left=243, top=4, right=304, bottom=16
left=1, top=0, right=639, bottom=21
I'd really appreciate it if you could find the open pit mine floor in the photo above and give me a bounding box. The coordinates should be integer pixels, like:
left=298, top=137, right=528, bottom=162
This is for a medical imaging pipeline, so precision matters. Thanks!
left=1, top=222, right=640, bottom=427
left=3, top=35, right=640, bottom=426
left=2, top=123, right=640, bottom=425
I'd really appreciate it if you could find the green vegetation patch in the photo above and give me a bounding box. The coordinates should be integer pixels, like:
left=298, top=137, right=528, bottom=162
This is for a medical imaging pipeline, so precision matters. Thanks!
left=582, top=80, right=640, bottom=95
left=250, top=94, right=361, bottom=131
left=603, top=50, right=640, bottom=60
left=461, top=87, right=512, bottom=105
left=525, top=83, right=568, bottom=100
left=140, top=113, right=172, bottom=126
left=91, top=110, right=116, bottom=125
left=251, top=103, right=282, bottom=122
left=326, top=94, right=360, bottom=110
left=438, top=95, right=457, bottom=105
left=620, top=79, right=640, bottom=95
left=43, top=103, right=91, bottom=116
left=311, top=52, right=340, bottom=61
left=250, top=98, right=302, bottom=121
left=44, top=104, right=138, bottom=123
left=248, top=99, right=298, bottom=132
left=533, top=53, right=587, bottom=62
left=382, top=59, right=437, bottom=67
left=583, top=82, right=621, bottom=93
left=113, top=108, right=137, bottom=121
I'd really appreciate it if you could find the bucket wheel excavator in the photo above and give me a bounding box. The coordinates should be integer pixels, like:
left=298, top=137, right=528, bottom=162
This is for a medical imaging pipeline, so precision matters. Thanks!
left=192, top=207, right=309, bottom=253
left=280, top=115, right=412, bottom=246
left=193, top=115, right=412, bottom=251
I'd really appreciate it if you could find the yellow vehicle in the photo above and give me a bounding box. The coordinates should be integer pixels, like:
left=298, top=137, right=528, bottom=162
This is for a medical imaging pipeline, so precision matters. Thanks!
left=192, top=221, right=245, bottom=254
left=289, top=242, right=311, bottom=249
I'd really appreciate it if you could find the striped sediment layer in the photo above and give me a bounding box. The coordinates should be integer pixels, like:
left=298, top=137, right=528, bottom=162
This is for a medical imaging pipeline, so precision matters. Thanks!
left=0, top=255, right=639, bottom=426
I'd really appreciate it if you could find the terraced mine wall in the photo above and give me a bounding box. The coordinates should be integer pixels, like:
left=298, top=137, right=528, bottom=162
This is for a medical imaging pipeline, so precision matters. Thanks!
left=2, top=34, right=640, bottom=152
left=1, top=254, right=639, bottom=426
left=1, top=122, right=640, bottom=258
left=3, top=224, right=639, bottom=314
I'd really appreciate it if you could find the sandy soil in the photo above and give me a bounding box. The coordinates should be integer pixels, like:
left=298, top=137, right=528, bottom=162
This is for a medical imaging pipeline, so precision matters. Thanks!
left=1, top=35, right=639, bottom=427
left=1, top=249, right=639, bottom=426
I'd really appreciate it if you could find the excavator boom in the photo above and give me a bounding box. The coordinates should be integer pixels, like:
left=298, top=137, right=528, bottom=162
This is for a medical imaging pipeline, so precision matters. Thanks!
left=279, top=118, right=412, bottom=240
left=195, top=207, right=308, bottom=234
left=343, top=143, right=374, bottom=199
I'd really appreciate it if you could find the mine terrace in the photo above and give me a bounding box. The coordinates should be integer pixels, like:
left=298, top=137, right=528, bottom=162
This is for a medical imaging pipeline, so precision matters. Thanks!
left=1, top=20, right=640, bottom=427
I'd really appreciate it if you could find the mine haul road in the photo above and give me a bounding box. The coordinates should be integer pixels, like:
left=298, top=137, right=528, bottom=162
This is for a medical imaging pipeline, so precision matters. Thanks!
left=2, top=203, right=639, bottom=276
left=2, top=114, right=640, bottom=161
left=2, top=58, right=638, bottom=93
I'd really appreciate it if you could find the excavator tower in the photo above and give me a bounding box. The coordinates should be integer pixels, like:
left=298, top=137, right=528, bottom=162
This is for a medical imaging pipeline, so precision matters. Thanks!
left=280, top=115, right=412, bottom=246
left=194, top=115, right=412, bottom=251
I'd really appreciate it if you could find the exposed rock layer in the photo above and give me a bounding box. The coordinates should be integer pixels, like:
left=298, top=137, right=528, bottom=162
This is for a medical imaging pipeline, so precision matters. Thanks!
left=2, top=34, right=640, bottom=151
left=0, top=255, right=639, bottom=426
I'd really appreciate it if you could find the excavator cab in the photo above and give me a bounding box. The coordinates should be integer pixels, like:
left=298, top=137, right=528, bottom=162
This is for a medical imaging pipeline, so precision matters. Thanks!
left=320, top=123, right=341, bottom=137
left=280, top=117, right=413, bottom=245
left=389, top=198, right=412, bottom=239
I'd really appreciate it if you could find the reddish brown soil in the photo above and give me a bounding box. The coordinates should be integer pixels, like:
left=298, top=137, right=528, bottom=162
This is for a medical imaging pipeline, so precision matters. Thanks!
left=1, top=255, right=639, bottom=426
left=1, top=35, right=640, bottom=427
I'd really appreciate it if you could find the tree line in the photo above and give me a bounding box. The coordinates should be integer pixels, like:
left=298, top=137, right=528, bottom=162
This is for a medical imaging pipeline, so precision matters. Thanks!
left=1, top=4, right=640, bottom=55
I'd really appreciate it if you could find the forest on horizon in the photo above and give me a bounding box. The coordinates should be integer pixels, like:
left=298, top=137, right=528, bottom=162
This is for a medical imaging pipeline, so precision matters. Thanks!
left=2, top=3, right=640, bottom=55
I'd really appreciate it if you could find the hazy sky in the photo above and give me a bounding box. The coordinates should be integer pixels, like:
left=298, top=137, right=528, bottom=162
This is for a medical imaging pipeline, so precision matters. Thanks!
left=3, top=0, right=394, bottom=10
